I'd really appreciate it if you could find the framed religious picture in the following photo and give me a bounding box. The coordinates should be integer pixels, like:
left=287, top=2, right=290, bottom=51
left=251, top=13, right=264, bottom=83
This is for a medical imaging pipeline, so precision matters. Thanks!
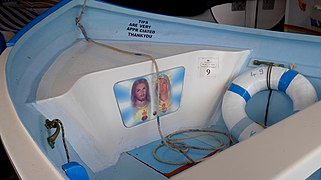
left=114, top=67, right=185, bottom=127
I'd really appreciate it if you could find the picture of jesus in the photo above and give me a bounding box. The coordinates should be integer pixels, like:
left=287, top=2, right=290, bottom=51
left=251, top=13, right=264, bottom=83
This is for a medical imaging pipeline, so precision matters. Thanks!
left=131, top=78, right=151, bottom=121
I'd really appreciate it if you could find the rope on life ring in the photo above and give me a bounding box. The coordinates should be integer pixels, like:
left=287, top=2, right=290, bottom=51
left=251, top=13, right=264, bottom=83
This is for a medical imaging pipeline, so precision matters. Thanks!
left=222, top=66, right=318, bottom=142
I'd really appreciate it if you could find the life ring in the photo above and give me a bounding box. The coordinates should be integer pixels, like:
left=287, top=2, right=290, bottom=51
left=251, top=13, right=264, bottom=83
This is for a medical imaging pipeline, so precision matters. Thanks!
left=222, top=66, right=318, bottom=142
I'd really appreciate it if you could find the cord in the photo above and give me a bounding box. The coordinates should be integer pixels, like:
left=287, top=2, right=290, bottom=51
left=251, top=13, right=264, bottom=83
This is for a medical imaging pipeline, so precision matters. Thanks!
left=59, top=120, right=71, bottom=163
left=264, top=66, right=273, bottom=126
left=153, top=127, right=232, bottom=165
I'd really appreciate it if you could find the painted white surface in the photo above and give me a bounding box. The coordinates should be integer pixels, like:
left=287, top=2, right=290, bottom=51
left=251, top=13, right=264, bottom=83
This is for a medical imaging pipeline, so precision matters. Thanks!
left=0, top=47, right=64, bottom=180
left=212, top=0, right=286, bottom=29
left=173, top=100, right=321, bottom=180
left=256, top=0, right=286, bottom=29
left=212, top=3, right=246, bottom=27
left=34, top=48, right=249, bottom=172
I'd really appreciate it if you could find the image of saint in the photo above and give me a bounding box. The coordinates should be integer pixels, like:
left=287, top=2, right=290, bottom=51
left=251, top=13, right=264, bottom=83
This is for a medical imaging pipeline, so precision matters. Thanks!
left=131, top=78, right=151, bottom=121
left=155, top=74, right=172, bottom=114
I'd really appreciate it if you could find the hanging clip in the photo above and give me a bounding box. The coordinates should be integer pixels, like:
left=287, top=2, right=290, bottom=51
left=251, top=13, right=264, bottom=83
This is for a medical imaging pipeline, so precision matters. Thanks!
left=45, top=119, right=61, bottom=149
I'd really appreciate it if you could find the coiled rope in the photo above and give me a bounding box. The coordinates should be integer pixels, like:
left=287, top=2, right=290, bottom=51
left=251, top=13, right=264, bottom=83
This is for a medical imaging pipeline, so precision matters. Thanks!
left=76, top=0, right=232, bottom=165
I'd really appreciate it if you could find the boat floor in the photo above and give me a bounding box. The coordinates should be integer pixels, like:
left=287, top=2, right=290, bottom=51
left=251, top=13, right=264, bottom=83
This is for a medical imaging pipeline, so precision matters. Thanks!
left=127, top=124, right=231, bottom=178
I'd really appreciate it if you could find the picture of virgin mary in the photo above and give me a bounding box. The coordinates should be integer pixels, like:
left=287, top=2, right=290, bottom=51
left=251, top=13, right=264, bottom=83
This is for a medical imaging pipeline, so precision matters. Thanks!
left=155, top=74, right=172, bottom=114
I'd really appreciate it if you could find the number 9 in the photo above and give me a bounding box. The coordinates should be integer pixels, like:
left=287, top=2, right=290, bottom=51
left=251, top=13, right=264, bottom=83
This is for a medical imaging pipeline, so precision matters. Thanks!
left=206, top=69, right=211, bottom=75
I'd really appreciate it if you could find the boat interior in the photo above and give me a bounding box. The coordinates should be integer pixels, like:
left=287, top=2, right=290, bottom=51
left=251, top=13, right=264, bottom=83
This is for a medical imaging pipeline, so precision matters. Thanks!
left=1, top=0, right=321, bottom=179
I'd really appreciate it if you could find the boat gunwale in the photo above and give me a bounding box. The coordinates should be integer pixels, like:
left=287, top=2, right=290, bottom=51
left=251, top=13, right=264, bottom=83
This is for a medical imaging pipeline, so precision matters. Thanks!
left=7, top=0, right=321, bottom=48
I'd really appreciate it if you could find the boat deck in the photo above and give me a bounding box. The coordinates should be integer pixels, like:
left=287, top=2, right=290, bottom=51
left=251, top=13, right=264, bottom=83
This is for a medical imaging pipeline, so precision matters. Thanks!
left=91, top=123, right=231, bottom=179
left=127, top=124, right=231, bottom=177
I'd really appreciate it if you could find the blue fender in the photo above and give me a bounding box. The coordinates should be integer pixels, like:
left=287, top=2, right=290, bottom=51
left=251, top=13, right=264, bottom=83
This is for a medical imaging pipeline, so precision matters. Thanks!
left=62, top=162, right=89, bottom=180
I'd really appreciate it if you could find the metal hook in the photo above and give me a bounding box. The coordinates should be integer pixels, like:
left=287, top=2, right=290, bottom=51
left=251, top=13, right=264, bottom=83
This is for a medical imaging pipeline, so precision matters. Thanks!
left=45, top=119, right=61, bottom=149
left=253, top=60, right=285, bottom=67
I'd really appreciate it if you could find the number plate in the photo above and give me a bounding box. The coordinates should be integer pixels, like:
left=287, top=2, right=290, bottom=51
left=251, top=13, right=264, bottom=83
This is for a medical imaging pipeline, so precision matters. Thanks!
left=199, top=57, right=219, bottom=77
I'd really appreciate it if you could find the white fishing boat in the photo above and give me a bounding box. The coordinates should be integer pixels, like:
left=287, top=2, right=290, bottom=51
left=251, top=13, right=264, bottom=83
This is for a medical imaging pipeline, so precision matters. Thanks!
left=1, top=0, right=321, bottom=179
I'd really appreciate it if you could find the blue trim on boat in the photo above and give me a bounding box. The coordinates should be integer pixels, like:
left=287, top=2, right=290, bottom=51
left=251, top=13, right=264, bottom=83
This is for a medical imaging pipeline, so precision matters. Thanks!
left=6, top=0, right=72, bottom=47
left=278, top=70, right=298, bottom=93
left=228, top=83, right=251, bottom=102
